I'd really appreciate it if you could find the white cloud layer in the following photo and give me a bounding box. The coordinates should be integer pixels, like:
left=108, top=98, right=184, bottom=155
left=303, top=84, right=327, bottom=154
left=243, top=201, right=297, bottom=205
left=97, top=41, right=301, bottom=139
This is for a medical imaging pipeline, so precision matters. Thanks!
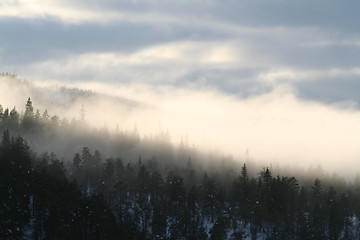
left=20, top=41, right=263, bottom=85
left=18, top=45, right=360, bottom=96
left=66, top=83, right=360, bottom=179
left=3, top=78, right=359, bottom=179
left=258, top=68, right=360, bottom=85
left=0, top=0, right=122, bottom=23
left=0, top=0, right=230, bottom=27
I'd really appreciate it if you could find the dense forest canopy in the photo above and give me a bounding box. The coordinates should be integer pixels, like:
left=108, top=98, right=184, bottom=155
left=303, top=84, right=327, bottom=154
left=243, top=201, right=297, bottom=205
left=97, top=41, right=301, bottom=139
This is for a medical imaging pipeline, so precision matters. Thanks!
left=1, top=92, right=360, bottom=239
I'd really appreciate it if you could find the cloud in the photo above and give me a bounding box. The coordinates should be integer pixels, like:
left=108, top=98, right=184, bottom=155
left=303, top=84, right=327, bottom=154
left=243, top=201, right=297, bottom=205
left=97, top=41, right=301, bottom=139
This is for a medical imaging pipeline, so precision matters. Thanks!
left=4, top=77, right=360, bottom=179
left=69, top=83, right=360, bottom=179
left=0, top=0, right=332, bottom=38
left=18, top=42, right=360, bottom=103
left=3, top=0, right=359, bottom=82
left=20, top=40, right=264, bottom=86
left=0, top=0, right=123, bottom=24
left=0, top=0, right=180, bottom=27
left=258, top=68, right=360, bottom=85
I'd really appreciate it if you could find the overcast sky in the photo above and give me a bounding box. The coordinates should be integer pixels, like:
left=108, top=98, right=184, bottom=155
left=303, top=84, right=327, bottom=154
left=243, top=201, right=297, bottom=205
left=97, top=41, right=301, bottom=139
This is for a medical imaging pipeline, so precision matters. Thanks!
left=1, top=1, right=360, bottom=177
left=1, top=0, right=360, bottom=104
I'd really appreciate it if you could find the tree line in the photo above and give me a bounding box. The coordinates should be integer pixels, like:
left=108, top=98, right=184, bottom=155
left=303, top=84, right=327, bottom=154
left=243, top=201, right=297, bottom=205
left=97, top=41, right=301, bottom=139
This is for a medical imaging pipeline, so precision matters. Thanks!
left=1, top=99, right=360, bottom=239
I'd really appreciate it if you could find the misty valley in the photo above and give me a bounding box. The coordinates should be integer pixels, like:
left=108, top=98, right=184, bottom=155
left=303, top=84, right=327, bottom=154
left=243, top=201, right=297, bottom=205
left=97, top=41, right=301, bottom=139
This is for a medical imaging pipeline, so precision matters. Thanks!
left=2, top=0, right=360, bottom=239
left=1, top=75, right=360, bottom=240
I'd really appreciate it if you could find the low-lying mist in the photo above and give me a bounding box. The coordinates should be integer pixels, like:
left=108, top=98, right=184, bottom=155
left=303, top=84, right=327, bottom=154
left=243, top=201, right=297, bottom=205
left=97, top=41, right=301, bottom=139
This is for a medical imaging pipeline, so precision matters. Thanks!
left=1, top=74, right=360, bottom=180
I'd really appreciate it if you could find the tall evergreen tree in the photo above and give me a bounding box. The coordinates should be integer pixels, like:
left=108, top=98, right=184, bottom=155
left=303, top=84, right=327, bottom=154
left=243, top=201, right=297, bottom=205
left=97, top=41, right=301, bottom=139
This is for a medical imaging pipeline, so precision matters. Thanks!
left=22, top=97, right=35, bottom=130
left=24, top=97, right=34, bottom=118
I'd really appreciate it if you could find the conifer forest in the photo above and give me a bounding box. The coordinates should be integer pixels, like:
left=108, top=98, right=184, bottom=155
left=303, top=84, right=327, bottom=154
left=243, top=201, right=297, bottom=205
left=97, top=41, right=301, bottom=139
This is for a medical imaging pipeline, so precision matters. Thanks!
left=2, top=90, right=360, bottom=240
left=2, top=0, right=360, bottom=239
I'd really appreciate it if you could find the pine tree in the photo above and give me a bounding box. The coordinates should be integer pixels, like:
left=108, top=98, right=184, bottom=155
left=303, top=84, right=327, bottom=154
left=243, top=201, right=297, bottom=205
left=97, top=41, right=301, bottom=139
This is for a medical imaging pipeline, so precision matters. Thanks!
left=312, top=178, right=322, bottom=206
left=308, top=179, right=325, bottom=240
left=22, top=97, right=35, bottom=130
left=241, top=163, right=249, bottom=182
left=135, top=164, right=151, bottom=236
left=150, top=171, right=166, bottom=239
left=9, top=107, right=20, bottom=129
left=2, top=108, right=9, bottom=128
left=166, top=172, right=186, bottom=239
left=199, top=173, right=216, bottom=221
left=103, top=159, right=115, bottom=182
left=73, top=153, right=82, bottom=168
left=24, top=97, right=34, bottom=118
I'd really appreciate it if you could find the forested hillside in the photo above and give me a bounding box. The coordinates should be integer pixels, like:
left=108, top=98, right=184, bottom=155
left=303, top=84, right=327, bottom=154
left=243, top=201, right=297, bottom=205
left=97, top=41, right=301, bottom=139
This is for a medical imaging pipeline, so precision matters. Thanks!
left=1, top=97, right=360, bottom=239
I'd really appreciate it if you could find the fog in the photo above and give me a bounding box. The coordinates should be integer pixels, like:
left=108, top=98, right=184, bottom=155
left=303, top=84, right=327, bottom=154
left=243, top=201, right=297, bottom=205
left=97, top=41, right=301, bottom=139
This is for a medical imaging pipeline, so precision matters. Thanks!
left=1, top=75, right=360, bottom=179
